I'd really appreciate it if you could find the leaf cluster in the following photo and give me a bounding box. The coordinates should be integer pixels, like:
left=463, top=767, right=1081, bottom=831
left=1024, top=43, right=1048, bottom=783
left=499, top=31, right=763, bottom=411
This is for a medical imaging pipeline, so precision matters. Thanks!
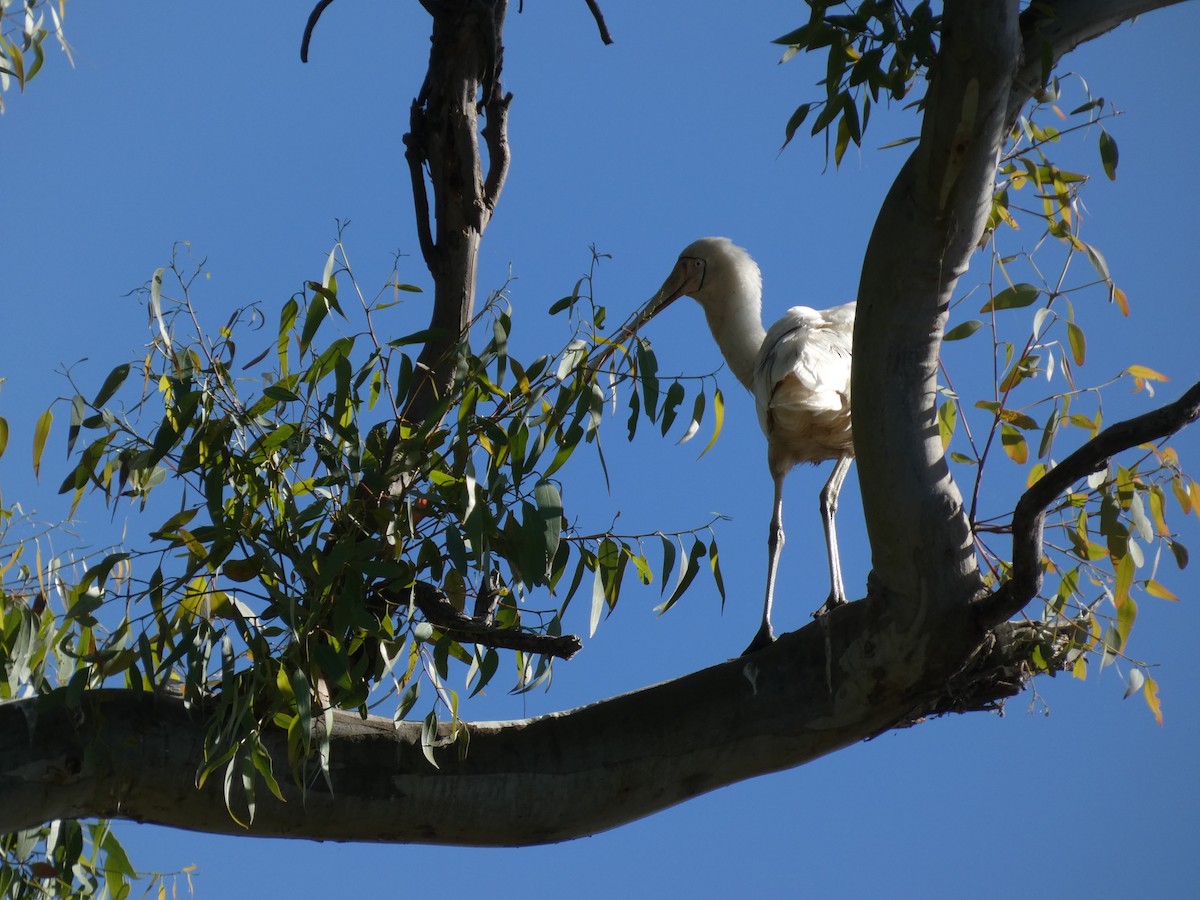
left=0, top=0, right=71, bottom=113
left=936, top=80, right=1192, bottom=722
left=2, top=239, right=729, bottom=822
left=775, top=0, right=939, bottom=163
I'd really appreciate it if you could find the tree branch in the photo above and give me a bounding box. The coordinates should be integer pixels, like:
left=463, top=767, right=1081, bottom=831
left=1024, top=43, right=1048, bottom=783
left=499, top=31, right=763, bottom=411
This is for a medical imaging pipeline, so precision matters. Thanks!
left=1009, top=0, right=1190, bottom=124
left=0, top=599, right=1024, bottom=842
left=584, top=0, right=614, bottom=45
left=300, top=0, right=337, bottom=63
left=976, top=381, right=1200, bottom=628
left=853, top=1, right=1020, bottom=615
left=401, top=581, right=582, bottom=659
left=401, top=0, right=509, bottom=424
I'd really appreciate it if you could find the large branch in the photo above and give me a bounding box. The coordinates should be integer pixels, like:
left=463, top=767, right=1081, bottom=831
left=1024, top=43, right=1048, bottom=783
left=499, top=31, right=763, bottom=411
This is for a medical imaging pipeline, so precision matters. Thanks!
left=852, top=2, right=1021, bottom=616
left=977, top=381, right=1200, bottom=627
left=0, top=601, right=1039, bottom=843
left=1010, top=0, right=1191, bottom=125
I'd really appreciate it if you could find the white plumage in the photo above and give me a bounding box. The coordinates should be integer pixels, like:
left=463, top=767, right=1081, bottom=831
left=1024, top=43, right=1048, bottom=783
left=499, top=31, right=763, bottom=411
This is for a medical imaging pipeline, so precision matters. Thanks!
left=641, top=237, right=855, bottom=652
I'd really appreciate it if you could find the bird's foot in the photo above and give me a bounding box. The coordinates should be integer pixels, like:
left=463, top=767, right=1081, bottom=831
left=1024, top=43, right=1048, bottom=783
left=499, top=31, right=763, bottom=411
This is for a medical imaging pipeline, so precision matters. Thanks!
left=811, top=595, right=846, bottom=619
left=742, top=622, right=776, bottom=656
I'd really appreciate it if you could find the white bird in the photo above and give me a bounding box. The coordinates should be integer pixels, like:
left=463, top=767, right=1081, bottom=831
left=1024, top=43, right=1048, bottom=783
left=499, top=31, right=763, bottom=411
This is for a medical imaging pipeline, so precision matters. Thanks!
left=639, top=237, right=855, bottom=653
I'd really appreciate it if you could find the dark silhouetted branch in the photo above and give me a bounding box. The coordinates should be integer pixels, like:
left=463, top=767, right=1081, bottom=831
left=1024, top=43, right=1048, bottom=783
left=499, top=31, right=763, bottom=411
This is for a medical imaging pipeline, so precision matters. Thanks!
left=400, top=582, right=582, bottom=659
left=976, top=380, right=1200, bottom=628
left=300, top=0, right=337, bottom=63
left=584, top=0, right=614, bottom=45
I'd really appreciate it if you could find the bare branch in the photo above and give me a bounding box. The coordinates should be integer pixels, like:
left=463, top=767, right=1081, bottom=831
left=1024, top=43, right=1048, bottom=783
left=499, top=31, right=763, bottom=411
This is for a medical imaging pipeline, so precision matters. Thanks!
left=976, top=381, right=1200, bottom=627
left=300, top=0, right=337, bottom=63
left=401, top=582, right=582, bottom=659
left=584, top=0, right=614, bottom=45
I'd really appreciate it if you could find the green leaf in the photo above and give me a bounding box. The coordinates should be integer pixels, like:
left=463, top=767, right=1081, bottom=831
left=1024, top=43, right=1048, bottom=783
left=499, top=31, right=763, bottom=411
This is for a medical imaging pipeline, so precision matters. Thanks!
left=421, top=710, right=439, bottom=768
left=660, top=381, right=685, bottom=436
left=1114, top=551, right=1135, bottom=607
left=1000, top=423, right=1028, bottom=464
left=222, top=557, right=263, bottom=582
left=980, top=283, right=1040, bottom=313
left=93, top=362, right=132, bottom=408
left=1066, top=322, right=1086, bottom=365
left=32, top=408, right=53, bottom=480
left=1099, top=128, right=1119, bottom=180
left=781, top=103, right=812, bottom=150
left=699, top=388, right=724, bottom=458
left=943, top=320, right=983, bottom=341
left=708, top=540, right=726, bottom=607
left=937, top=400, right=956, bottom=451
left=1168, top=539, right=1188, bottom=569
left=658, top=533, right=676, bottom=596
left=0, top=416, right=7, bottom=460
left=656, top=538, right=706, bottom=614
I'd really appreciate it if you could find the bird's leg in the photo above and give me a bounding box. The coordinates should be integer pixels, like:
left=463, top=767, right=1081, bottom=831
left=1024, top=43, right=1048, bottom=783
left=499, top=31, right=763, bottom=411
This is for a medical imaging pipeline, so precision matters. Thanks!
left=744, top=472, right=787, bottom=655
left=812, top=454, right=853, bottom=618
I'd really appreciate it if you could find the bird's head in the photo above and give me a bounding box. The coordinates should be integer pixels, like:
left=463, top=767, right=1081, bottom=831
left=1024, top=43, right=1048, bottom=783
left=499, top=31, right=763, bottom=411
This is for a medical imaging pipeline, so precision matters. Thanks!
left=639, top=237, right=760, bottom=327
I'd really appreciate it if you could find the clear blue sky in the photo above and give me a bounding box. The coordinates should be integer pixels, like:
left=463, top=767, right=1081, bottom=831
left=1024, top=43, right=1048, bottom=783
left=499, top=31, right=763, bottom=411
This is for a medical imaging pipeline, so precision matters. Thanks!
left=4, top=2, right=1199, bottom=897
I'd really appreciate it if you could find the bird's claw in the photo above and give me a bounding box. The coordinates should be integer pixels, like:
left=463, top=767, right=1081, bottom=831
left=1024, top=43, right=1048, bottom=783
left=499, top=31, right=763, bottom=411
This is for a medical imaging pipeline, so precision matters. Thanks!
left=742, top=624, right=776, bottom=656
left=811, top=595, right=846, bottom=619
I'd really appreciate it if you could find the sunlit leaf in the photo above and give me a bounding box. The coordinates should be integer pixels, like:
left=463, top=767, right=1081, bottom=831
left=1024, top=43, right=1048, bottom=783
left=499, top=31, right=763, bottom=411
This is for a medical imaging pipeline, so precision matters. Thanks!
left=1125, top=364, right=1168, bottom=383
left=1115, top=594, right=1138, bottom=646
left=937, top=400, right=956, bottom=451
left=1000, top=424, right=1027, bottom=464
left=1143, top=577, right=1178, bottom=601
left=699, top=388, right=724, bottom=458
left=1144, top=675, right=1164, bottom=725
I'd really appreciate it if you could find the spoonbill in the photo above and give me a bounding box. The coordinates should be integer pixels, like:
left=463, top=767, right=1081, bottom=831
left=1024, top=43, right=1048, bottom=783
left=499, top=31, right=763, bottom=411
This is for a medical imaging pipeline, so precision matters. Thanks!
left=639, top=237, right=855, bottom=653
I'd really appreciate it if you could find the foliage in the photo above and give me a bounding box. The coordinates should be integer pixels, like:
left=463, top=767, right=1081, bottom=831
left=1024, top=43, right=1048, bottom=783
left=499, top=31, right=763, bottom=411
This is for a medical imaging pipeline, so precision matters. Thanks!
left=0, top=0, right=71, bottom=113
left=937, top=78, right=1189, bottom=724
left=774, top=3, right=1194, bottom=720
left=0, top=817, right=191, bottom=899
left=775, top=0, right=940, bottom=162
left=2, top=237, right=727, bottom=819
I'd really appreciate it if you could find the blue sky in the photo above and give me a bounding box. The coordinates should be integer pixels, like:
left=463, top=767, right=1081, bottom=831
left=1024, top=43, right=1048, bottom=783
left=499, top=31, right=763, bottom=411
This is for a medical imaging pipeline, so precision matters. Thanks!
left=4, top=2, right=1199, bottom=897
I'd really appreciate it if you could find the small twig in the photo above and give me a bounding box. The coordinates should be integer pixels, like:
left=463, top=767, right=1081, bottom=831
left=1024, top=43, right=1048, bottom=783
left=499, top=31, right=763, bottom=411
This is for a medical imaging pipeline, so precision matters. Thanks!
left=396, top=582, right=583, bottom=659
left=300, top=0, right=338, bottom=63
left=975, top=380, right=1200, bottom=628
left=584, top=0, right=614, bottom=45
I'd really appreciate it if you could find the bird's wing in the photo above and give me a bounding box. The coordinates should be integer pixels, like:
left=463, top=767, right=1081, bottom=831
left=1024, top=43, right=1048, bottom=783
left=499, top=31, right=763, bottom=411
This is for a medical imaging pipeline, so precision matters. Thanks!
left=752, top=304, right=854, bottom=458
left=755, top=305, right=853, bottom=397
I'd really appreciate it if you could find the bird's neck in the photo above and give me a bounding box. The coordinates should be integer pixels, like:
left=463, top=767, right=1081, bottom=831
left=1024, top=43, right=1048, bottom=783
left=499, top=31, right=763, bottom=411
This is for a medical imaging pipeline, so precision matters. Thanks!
left=702, top=287, right=766, bottom=394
